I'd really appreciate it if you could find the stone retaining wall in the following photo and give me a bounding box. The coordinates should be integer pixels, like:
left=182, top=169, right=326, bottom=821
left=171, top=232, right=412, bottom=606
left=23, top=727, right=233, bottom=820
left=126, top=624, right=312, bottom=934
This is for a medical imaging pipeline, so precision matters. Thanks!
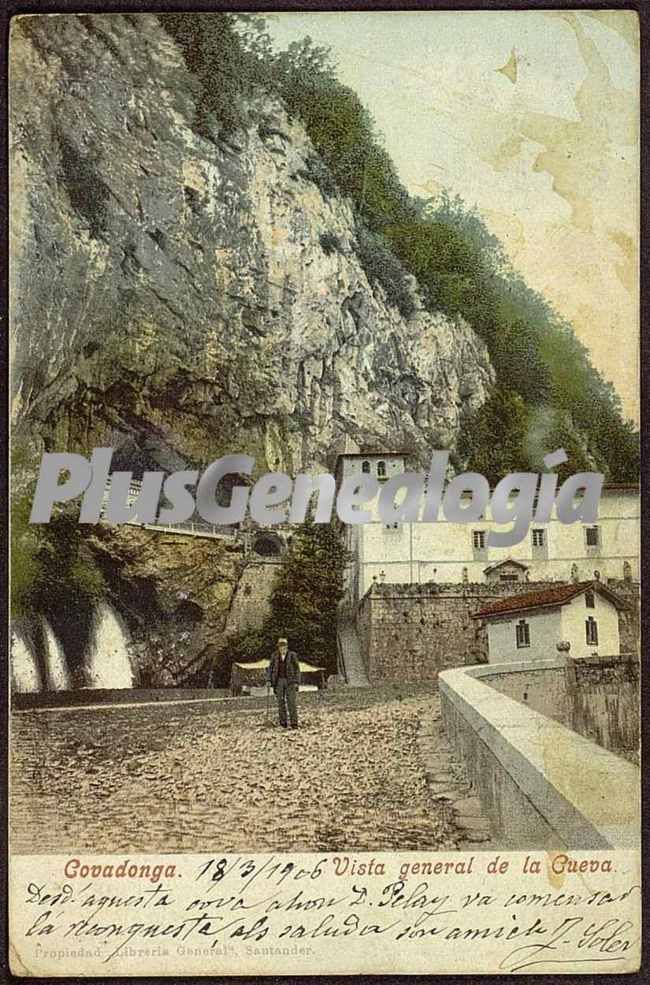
left=439, top=661, right=640, bottom=850
left=607, top=582, right=640, bottom=655
left=566, top=653, right=640, bottom=757
left=224, top=560, right=282, bottom=637
left=479, top=654, right=639, bottom=759
left=356, top=580, right=639, bottom=683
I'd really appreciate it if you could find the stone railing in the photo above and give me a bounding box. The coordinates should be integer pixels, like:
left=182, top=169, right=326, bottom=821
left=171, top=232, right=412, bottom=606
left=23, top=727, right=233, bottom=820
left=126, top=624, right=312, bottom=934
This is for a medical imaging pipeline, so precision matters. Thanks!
left=439, top=660, right=640, bottom=849
left=124, top=517, right=237, bottom=539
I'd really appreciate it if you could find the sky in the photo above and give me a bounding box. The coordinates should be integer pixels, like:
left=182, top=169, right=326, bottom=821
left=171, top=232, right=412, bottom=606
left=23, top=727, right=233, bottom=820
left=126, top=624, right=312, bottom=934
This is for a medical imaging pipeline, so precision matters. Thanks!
left=264, top=9, right=639, bottom=423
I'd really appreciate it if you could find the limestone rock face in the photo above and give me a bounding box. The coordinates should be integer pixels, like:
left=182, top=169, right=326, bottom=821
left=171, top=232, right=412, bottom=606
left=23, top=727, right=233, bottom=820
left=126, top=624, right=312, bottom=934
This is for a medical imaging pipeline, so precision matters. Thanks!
left=10, top=13, right=495, bottom=683
left=11, top=13, right=494, bottom=476
left=84, top=524, right=246, bottom=685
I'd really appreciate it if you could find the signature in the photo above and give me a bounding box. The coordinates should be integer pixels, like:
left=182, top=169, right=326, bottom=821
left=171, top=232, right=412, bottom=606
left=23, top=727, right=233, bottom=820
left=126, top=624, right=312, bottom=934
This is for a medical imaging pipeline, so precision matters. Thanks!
left=500, top=917, right=636, bottom=973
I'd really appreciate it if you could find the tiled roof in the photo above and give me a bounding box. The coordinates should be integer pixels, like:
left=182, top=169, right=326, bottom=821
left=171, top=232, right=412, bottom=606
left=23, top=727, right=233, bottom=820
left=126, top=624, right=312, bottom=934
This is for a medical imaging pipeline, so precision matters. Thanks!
left=474, top=581, right=624, bottom=619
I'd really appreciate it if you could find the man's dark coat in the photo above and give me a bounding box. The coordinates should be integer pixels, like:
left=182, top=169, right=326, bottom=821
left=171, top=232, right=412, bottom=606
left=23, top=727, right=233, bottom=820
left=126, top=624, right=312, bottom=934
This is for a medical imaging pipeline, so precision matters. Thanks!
left=267, top=650, right=301, bottom=689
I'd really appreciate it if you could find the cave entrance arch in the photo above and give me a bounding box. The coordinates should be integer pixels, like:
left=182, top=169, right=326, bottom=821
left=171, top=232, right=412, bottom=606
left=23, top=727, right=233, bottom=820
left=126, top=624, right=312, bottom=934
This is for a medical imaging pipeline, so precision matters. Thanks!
left=253, top=533, right=284, bottom=557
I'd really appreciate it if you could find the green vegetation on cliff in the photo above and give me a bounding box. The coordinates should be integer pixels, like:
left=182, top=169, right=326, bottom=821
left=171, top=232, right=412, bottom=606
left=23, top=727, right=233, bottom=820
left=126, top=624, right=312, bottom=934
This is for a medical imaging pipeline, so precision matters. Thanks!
left=11, top=502, right=106, bottom=620
left=265, top=518, right=350, bottom=670
left=216, top=519, right=350, bottom=682
left=159, top=12, right=638, bottom=483
left=11, top=441, right=106, bottom=622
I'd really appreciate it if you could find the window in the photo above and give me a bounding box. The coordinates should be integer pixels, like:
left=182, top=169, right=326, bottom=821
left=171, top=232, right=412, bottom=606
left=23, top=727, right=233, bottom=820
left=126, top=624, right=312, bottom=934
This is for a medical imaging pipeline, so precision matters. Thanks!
left=585, top=590, right=595, bottom=608
left=499, top=574, right=519, bottom=583
left=384, top=522, right=399, bottom=530
left=585, top=617, right=599, bottom=645
left=377, top=460, right=387, bottom=479
left=361, top=460, right=371, bottom=474
left=585, top=526, right=600, bottom=548
left=516, top=620, right=530, bottom=648
left=531, top=527, right=548, bottom=559
left=472, top=529, right=487, bottom=560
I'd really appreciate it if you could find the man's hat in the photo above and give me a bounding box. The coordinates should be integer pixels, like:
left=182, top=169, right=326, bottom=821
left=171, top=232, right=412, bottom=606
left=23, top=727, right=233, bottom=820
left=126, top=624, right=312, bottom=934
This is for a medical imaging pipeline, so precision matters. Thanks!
left=277, top=637, right=288, bottom=644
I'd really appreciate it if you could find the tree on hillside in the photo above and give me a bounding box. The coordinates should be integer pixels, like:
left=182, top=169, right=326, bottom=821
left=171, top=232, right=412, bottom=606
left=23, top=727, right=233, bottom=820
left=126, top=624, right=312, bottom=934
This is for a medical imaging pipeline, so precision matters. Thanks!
left=212, top=518, right=350, bottom=685
left=266, top=519, right=351, bottom=672
left=456, top=386, right=531, bottom=484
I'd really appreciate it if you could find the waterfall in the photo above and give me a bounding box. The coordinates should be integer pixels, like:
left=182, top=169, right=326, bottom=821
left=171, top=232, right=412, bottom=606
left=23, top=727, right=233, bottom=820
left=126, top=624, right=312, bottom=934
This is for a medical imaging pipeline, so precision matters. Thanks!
left=85, top=603, right=136, bottom=689
left=42, top=619, right=71, bottom=691
left=11, top=631, right=42, bottom=693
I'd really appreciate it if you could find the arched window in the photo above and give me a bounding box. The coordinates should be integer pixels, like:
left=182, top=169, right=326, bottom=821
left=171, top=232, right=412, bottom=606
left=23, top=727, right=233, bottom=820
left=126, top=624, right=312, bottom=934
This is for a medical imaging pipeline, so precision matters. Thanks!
left=361, top=460, right=371, bottom=474
left=377, top=460, right=387, bottom=478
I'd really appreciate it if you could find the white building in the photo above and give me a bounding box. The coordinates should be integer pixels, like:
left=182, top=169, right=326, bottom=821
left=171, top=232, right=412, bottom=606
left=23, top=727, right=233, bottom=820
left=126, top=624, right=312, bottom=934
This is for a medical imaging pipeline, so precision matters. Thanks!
left=474, top=582, right=624, bottom=663
left=336, top=452, right=640, bottom=601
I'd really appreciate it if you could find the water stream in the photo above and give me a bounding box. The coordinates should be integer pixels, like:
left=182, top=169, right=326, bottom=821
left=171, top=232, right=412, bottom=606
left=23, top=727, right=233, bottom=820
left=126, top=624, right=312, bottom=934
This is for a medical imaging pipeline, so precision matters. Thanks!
left=42, top=619, right=71, bottom=690
left=11, top=632, right=42, bottom=693
left=85, top=603, right=136, bottom=688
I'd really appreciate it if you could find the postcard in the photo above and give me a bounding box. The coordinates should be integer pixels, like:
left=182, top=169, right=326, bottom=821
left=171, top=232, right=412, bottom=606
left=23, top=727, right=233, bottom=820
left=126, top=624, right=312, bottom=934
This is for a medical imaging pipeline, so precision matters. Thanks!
left=8, top=6, right=641, bottom=976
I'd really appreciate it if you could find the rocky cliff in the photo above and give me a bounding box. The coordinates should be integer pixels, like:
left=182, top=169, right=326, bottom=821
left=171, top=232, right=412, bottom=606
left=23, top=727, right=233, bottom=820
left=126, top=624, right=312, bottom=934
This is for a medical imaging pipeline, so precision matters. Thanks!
left=11, top=12, right=493, bottom=476
left=10, top=13, right=494, bottom=685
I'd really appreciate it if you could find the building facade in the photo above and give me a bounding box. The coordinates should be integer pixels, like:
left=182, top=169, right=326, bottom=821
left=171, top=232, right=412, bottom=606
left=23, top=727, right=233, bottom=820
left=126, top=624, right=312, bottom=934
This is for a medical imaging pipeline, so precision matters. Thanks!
left=337, top=453, right=639, bottom=601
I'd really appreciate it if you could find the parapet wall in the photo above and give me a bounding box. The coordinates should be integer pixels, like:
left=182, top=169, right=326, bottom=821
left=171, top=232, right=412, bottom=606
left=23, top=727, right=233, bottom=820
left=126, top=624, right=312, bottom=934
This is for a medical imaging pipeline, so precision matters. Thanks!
left=439, top=661, right=640, bottom=850
left=481, top=653, right=639, bottom=760
left=482, top=664, right=569, bottom=726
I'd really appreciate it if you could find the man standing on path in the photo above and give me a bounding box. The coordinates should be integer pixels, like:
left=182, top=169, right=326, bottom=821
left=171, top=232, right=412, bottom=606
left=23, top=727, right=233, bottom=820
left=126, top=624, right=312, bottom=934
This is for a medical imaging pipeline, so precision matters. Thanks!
left=267, top=637, right=300, bottom=729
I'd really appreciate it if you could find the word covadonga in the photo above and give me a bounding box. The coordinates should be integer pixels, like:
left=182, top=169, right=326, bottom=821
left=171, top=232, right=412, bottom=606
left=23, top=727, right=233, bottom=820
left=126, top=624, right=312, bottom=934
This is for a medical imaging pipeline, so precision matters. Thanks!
left=29, top=447, right=603, bottom=548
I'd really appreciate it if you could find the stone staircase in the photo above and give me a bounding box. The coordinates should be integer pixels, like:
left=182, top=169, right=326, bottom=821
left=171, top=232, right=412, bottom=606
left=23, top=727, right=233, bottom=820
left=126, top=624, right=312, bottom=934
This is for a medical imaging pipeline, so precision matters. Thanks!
left=337, top=619, right=370, bottom=687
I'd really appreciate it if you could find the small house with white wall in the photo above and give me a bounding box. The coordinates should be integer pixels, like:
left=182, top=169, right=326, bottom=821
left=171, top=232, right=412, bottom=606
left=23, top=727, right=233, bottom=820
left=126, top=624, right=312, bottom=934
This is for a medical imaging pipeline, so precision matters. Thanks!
left=474, top=582, right=625, bottom=664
